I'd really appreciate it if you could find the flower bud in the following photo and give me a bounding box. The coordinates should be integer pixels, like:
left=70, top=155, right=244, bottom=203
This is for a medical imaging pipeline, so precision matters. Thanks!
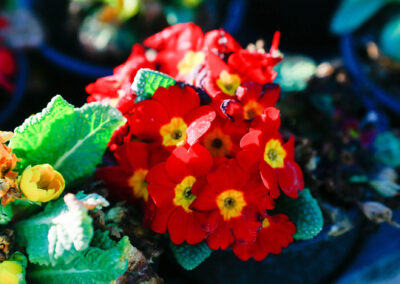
left=0, top=260, right=24, bottom=284
left=20, top=164, right=65, bottom=202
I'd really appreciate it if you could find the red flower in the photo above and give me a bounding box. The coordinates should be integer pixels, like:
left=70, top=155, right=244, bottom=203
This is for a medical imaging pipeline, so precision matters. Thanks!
left=127, top=84, right=216, bottom=150
left=144, top=23, right=241, bottom=82
left=96, top=141, right=168, bottom=203
left=232, top=214, right=295, bottom=261
left=201, top=116, right=248, bottom=157
left=203, top=33, right=281, bottom=104
left=0, top=47, right=15, bottom=92
left=146, top=144, right=213, bottom=244
left=221, top=82, right=280, bottom=121
left=237, top=107, right=304, bottom=198
left=191, top=159, right=274, bottom=250
left=86, top=44, right=155, bottom=112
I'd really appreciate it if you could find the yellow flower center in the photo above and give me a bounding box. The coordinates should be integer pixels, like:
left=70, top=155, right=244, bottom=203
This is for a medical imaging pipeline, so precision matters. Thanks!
left=128, top=168, right=149, bottom=201
left=262, top=217, right=270, bottom=228
left=173, top=176, right=197, bottom=212
left=160, top=117, right=188, bottom=147
left=243, top=100, right=264, bottom=120
left=216, top=189, right=246, bottom=221
left=177, top=51, right=205, bottom=75
left=216, top=70, right=241, bottom=96
left=263, top=139, right=287, bottom=168
left=203, top=128, right=233, bottom=157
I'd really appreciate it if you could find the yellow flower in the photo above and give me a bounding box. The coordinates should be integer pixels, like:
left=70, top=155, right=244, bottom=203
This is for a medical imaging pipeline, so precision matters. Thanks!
left=0, top=260, right=24, bottom=284
left=20, top=164, right=65, bottom=203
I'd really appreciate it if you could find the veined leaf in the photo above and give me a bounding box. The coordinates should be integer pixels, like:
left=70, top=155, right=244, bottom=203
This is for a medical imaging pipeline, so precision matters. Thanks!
left=9, top=95, right=125, bottom=185
left=275, top=188, right=323, bottom=240
left=170, top=241, right=212, bottom=270
left=132, top=68, right=176, bottom=102
left=28, top=233, right=134, bottom=284
left=14, top=192, right=109, bottom=266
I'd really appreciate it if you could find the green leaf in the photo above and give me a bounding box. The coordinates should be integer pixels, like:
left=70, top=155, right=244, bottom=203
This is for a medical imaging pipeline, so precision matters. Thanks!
left=14, top=192, right=109, bottom=266
left=0, top=199, right=41, bottom=225
left=0, top=202, right=14, bottom=224
left=27, top=234, right=134, bottom=284
left=132, top=68, right=176, bottom=102
left=170, top=241, right=212, bottom=270
left=9, top=95, right=125, bottom=185
left=275, top=188, right=323, bottom=240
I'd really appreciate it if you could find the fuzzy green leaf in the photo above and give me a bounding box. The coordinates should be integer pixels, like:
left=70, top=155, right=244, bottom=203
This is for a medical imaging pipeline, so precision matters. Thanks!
left=14, top=192, right=109, bottom=266
left=0, top=199, right=41, bottom=225
left=9, top=95, right=125, bottom=184
left=170, top=241, right=212, bottom=270
left=276, top=188, right=323, bottom=240
left=132, top=68, right=176, bottom=102
left=0, top=202, right=13, bottom=224
left=27, top=233, right=134, bottom=284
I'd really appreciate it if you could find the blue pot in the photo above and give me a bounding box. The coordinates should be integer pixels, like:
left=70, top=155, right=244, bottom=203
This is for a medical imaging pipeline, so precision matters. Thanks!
left=176, top=211, right=364, bottom=284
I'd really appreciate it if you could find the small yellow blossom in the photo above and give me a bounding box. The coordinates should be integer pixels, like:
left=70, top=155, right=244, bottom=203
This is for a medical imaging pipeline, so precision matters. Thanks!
left=0, top=260, right=24, bottom=284
left=20, top=164, right=65, bottom=203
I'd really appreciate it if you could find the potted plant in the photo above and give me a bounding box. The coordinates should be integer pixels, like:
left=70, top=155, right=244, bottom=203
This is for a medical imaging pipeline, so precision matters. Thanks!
left=82, top=23, right=394, bottom=283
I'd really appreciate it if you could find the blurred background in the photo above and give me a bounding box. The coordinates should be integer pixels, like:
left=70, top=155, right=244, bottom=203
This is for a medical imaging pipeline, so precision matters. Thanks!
left=0, top=0, right=341, bottom=130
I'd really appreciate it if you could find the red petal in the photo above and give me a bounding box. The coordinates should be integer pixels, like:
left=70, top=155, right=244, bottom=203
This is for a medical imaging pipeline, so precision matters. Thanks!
left=260, top=162, right=280, bottom=199
left=206, top=52, right=229, bottom=78
left=206, top=222, right=234, bottom=250
left=128, top=100, right=168, bottom=141
left=165, top=149, right=192, bottom=183
left=236, top=146, right=262, bottom=172
left=170, top=145, right=213, bottom=177
left=190, top=186, right=218, bottom=212
left=232, top=242, right=252, bottom=261
left=231, top=211, right=260, bottom=244
left=186, top=212, right=208, bottom=245
left=151, top=204, right=175, bottom=234
left=240, top=129, right=263, bottom=148
left=168, top=207, right=190, bottom=245
left=153, top=85, right=200, bottom=118
left=276, top=160, right=304, bottom=198
left=203, top=29, right=242, bottom=54
left=283, top=135, right=295, bottom=160
left=259, top=83, right=280, bottom=108
left=186, top=106, right=216, bottom=146
left=144, top=23, right=203, bottom=51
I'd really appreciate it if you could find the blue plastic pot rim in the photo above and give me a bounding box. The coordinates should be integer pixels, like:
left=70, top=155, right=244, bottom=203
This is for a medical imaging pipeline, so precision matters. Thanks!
left=19, top=0, right=246, bottom=77
left=340, top=33, right=400, bottom=113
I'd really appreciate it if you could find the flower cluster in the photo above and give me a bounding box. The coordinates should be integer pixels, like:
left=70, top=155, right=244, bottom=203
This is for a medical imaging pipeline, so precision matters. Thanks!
left=92, top=23, right=304, bottom=261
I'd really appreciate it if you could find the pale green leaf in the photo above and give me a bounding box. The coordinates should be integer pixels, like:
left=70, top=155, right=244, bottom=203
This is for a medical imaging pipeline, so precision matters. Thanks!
left=28, top=234, right=134, bottom=284
left=9, top=95, right=125, bottom=184
left=132, top=68, right=176, bottom=102
left=276, top=188, right=323, bottom=240
left=14, top=192, right=108, bottom=266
